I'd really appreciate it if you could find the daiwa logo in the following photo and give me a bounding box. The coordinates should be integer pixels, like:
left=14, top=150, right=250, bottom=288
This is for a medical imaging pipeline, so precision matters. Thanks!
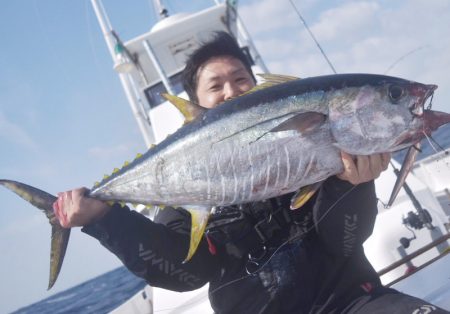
left=139, top=243, right=200, bottom=287
left=411, top=305, right=437, bottom=314
left=343, top=214, right=358, bottom=257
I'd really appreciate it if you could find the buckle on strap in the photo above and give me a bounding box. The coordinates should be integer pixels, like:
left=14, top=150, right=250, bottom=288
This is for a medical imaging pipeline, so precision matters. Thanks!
left=254, top=217, right=280, bottom=243
left=254, top=208, right=292, bottom=243
left=246, top=245, right=267, bottom=274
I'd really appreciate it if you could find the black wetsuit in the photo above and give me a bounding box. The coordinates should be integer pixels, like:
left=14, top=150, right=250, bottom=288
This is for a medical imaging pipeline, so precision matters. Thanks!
left=82, top=176, right=448, bottom=313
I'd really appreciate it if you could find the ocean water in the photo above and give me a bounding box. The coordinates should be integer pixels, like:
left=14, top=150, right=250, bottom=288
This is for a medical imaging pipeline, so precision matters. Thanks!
left=12, top=124, right=450, bottom=314
left=12, top=267, right=146, bottom=314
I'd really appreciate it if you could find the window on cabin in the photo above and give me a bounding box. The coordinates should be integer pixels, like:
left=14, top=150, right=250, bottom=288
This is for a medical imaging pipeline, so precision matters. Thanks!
left=144, top=72, right=185, bottom=109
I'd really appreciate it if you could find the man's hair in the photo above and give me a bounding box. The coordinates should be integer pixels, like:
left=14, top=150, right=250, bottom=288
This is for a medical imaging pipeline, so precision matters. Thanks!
left=182, top=31, right=256, bottom=105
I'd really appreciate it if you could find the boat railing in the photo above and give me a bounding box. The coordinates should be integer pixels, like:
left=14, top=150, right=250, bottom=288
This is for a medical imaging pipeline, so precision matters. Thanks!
left=377, top=233, right=450, bottom=287
left=378, top=233, right=450, bottom=287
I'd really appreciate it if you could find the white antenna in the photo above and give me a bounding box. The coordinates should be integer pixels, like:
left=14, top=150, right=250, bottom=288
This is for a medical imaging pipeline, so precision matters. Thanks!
left=90, top=0, right=155, bottom=146
left=152, top=0, right=169, bottom=20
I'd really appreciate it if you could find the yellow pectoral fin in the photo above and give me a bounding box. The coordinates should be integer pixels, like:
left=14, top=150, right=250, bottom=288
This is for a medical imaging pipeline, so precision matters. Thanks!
left=184, top=207, right=211, bottom=263
left=290, top=182, right=323, bottom=210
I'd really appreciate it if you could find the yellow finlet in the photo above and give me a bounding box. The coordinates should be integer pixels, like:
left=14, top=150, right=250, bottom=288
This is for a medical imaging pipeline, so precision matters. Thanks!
left=161, top=93, right=206, bottom=123
left=184, top=207, right=211, bottom=263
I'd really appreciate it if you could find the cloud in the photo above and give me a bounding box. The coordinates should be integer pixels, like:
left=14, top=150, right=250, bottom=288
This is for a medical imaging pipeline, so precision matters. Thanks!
left=0, top=213, right=44, bottom=237
left=239, top=0, right=450, bottom=113
left=0, top=111, right=38, bottom=150
left=311, top=1, right=380, bottom=44
left=239, top=0, right=301, bottom=35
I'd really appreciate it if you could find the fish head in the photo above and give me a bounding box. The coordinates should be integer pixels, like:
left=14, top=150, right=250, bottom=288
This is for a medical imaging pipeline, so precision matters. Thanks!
left=328, top=76, right=445, bottom=154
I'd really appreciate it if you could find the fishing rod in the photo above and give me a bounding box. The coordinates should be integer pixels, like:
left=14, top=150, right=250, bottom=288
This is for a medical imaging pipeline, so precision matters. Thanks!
left=289, top=1, right=429, bottom=78
left=384, top=45, right=429, bottom=74
left=288, top=1, right=440, bottom=248
left=288, top=0, right=337, bottom=74
left=389, top=160, right=435, bottom=248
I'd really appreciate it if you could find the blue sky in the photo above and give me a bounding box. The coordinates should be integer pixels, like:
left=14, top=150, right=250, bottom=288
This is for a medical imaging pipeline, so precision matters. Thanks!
left=1, top=0, right=449, bottom=312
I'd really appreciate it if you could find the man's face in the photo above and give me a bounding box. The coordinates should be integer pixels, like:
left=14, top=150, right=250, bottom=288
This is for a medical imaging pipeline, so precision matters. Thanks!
left=195, top=56, right=255, bottom=109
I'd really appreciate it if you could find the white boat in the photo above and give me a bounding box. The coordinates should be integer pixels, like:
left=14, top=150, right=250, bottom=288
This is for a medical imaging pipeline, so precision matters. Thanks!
left=88, top=1, right=450, bottom=312
left=367, top=154, right=450, bottom=308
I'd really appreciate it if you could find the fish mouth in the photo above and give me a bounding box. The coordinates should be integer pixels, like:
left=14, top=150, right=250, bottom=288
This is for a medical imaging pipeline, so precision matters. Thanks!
left=393, top=84, right=443, bottom=148
left=412, top=84, right=450, bottom=135
left=396, top=109, right=450, bottom=148
left=423, top=109, right=450, bottom=135
left=409, top=84, right=437, bottom=116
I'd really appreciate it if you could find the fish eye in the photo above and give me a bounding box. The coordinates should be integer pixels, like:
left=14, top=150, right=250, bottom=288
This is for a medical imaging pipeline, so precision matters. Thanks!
left=389, top=85, right=404, bottom=103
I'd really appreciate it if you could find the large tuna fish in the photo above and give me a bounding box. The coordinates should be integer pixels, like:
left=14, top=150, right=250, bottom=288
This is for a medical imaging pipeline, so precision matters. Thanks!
left=1, top=73, right=449, bottom=289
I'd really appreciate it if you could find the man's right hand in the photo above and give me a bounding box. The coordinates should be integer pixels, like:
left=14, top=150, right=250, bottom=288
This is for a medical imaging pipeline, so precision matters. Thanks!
left=52, top=187, right=111, bottom=228
left=337, top=151, right=390, bottom=185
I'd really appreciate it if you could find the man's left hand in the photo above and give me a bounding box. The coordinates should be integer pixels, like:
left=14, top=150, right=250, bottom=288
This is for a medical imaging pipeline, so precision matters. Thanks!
left=337, top=152, right=391, bottom=185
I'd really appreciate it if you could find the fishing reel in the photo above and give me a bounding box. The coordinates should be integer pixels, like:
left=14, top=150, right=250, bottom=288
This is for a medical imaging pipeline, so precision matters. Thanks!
left=403, top=209, right=433, bottom=230
left=399, top=209, right=434, bottom=248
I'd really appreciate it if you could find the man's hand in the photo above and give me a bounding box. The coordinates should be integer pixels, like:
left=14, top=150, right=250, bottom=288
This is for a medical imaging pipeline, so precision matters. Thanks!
left=337, top=152, right=391, bottom=185
left=52, top=187, right=111, bottom=228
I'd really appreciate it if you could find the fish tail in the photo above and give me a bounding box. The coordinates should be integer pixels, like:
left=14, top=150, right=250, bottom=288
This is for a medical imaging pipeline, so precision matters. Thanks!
left=0, top=179, right=70, bottom=289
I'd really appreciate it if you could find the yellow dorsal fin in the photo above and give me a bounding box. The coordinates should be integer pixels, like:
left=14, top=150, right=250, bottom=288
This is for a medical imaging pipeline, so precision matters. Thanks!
left=257, top=73, right=300, bottom=85
left=161, top=93, right=206, bottom=123
left=239, top=82, right=275, bottom=95
left=236, top=73, right=301, bottom=98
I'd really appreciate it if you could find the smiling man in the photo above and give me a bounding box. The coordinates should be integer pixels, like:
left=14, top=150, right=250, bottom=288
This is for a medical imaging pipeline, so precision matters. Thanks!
left=53, top=32, right=447, bottom=314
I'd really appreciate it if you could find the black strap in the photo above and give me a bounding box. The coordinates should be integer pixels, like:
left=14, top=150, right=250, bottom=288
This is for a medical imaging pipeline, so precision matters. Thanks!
left=254, top=206, right=292, bottom=243
left=206, top=195, right=310, bottom=261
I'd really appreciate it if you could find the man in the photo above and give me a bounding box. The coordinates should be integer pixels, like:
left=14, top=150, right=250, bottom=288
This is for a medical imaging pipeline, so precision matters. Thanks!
left=54, top=32, right=447, bottom=313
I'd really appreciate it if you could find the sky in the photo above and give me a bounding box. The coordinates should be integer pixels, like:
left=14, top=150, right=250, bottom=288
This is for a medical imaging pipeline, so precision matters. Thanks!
left=0, top=0, right=449, bottom=312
